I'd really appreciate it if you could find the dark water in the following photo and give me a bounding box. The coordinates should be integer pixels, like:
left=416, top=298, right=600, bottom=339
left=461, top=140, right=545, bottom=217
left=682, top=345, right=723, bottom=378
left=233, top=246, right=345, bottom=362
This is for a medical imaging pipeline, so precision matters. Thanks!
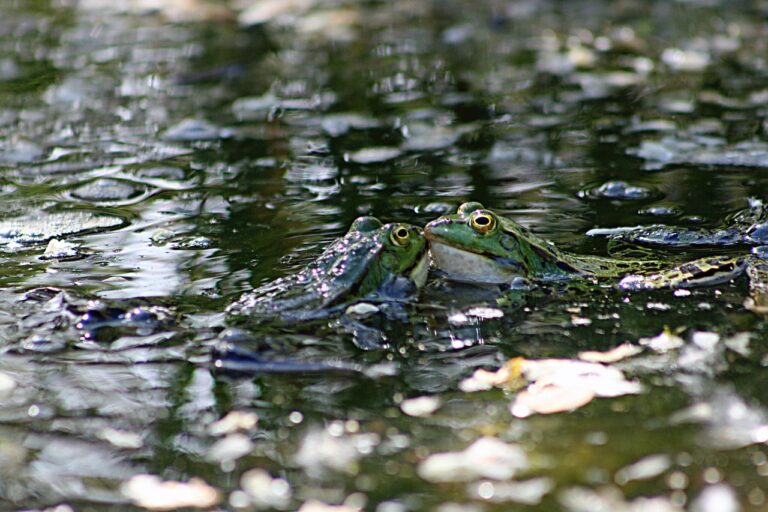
left=1, top=0, right=768, bottom=510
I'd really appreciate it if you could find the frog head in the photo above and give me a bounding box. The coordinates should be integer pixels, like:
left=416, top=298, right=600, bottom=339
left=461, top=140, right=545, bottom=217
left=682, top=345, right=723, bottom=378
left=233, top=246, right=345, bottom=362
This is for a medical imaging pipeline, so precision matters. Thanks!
left=424, top=202, right=572, bottom=283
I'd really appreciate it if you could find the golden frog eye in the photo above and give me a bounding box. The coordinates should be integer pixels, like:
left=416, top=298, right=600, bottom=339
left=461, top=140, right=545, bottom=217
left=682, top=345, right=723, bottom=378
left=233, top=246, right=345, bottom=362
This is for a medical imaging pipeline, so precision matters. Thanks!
left=390, top=225, right=410, bottom=246
left=470, top=211, right=496, bottom=233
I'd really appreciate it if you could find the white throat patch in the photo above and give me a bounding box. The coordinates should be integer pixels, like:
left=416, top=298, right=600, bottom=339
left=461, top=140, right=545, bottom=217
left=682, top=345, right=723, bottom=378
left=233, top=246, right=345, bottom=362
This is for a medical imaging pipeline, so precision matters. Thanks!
left=429, top=242, right=519, bottom=284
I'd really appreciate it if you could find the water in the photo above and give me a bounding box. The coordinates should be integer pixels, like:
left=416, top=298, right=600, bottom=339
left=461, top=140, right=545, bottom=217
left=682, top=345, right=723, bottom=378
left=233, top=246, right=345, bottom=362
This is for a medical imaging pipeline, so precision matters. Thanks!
left=1, top=0, right=768, bottom=510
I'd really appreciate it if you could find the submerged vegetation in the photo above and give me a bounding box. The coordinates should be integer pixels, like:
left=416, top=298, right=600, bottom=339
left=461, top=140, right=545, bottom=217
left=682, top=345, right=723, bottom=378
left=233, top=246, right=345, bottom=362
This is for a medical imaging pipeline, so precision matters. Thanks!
left=1, top=0, right=768, bottom=510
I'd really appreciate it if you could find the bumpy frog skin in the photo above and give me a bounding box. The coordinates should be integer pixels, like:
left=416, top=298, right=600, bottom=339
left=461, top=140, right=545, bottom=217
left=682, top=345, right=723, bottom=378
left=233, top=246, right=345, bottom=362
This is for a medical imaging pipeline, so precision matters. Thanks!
left=424, top=202, right=765, bottom=294
left=228, top=216, right=429, bottom=320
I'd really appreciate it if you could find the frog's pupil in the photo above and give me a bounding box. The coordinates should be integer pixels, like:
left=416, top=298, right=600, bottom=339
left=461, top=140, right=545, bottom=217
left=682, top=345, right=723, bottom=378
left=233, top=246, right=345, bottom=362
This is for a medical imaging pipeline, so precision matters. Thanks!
left=396, top=228, right=408, bottom=238
left=476, top=216, right=490, bottom=225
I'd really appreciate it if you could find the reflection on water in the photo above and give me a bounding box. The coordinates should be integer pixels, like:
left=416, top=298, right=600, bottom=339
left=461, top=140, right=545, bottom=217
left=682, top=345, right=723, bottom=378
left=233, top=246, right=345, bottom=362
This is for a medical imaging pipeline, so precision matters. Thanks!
left=1, top=0, right=768, bottom=509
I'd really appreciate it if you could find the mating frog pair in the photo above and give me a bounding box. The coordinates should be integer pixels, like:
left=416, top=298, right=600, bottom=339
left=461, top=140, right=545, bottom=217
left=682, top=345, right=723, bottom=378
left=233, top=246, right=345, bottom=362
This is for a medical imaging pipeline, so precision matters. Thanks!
left=231, top=202, right=768, bottom=321
left=425, top=202, right=768, bottom=311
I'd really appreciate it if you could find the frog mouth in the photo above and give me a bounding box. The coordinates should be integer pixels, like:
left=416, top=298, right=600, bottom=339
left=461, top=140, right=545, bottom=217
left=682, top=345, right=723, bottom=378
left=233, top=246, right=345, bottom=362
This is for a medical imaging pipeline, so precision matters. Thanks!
left=428, top=240, right=520, bottom=284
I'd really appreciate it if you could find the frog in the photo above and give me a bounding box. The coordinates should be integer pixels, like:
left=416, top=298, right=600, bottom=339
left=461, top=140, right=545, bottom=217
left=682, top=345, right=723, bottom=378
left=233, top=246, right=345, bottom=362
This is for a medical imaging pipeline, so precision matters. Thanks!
left=587, top=198, right=768, bottom=248
left=227, top=216, right=429, bottom=322
left=423, top=202, right=768, bottom=300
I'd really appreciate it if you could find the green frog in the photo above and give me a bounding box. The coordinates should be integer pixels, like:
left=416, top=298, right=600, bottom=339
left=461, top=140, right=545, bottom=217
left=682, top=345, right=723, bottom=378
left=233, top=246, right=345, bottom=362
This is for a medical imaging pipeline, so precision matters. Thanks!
left=227, top=216, right=429, bottom=321
left=424, top=202, right=766, bottom=296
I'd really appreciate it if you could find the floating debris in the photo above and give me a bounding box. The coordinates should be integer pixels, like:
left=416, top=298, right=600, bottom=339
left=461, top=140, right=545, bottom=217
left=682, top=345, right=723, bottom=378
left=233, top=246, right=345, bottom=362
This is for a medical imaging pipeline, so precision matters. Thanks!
left=560, top=486, right=682, bottom=512
left=70, top=179, right=141, bottom=202
left=400, top=396, right=441, bottom=417
left=661, top=48, right=710, bottom=72
left=638, top=329, right=685, bottom=353
left=0, top=372, right=16, bottom=396
left=614, top=454, right=671, bottom=484
left=417, top=437, right=528, bottom=483
left=163, top=118, right=235, bottom=141
left=344, top=302, right=380, bottom=317
left=121, top=475, right=220, bottom=510
left=631, top=137, right=768, bottom=170
left=320, top=113, right=380, bottom=137
left=150, top=228, right=175, bottom=244
left=579, top=343, right=643, bottom=363
left=512, top=384, right=595, bottom=417
left=0, top=211, right=125, bottom=246
left=579, top=181, right=657, bottom=201
left=690, top=483, right=740, bottom=512
left=401, top=123, right=467, bottom=152
left=465, top=307, right=504, bottom=319
left=297, top=500, right=360, bottom=512
left=467, top=477, right=554, bottom=505
left=232, top=92, right=335, bottom=120
left=347, top=147, right=402, bottom=164
left=206, top=433, right=254, bottom=464
left=510, top=359, right=643, bottom=418
left=239, top=0, right=317, bottom=27
left=96, top=428, right=143, bottom=449
left=295, top=426, right=379, bottom=477
left=208, top=411, right=258, bottom=436
left=0, top=137, right=44, bottom=164
left=638, top=205, right=681, bottom=217
left=459, top=358, right=525, bottom=393
left=41, top=239, right=80, bottom=260
left=240, top=469, right=292, bottom=509
left=670, top=386, right=768, bottom=449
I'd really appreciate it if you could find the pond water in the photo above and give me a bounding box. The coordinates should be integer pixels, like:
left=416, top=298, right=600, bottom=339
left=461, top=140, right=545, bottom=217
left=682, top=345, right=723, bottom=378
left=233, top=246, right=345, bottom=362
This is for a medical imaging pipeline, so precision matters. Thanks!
left=2, top=0, right=768, bottom=510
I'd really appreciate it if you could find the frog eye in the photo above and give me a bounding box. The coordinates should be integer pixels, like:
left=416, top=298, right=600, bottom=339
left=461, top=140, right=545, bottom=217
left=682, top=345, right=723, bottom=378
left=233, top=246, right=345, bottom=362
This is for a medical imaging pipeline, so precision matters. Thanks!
left=469, top=211, right=496, bottom=233
left=390, top=225, right=411, bottom=247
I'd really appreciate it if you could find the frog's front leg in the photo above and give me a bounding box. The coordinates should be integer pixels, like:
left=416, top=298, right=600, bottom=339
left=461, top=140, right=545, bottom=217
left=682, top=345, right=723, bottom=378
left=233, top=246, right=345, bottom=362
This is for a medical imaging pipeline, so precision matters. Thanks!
left=745, top=249, right=768, bottom=314
left=618, top=255, right=749, bottom=291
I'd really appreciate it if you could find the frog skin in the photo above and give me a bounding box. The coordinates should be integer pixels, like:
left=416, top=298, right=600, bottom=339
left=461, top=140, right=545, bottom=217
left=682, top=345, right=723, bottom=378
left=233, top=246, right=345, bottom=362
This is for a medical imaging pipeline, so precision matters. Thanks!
left=423, top=202, right=765, bottom=294
left=227, top=216, right=429, bottom=321
left=587, top=198, right=768, bottom=247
